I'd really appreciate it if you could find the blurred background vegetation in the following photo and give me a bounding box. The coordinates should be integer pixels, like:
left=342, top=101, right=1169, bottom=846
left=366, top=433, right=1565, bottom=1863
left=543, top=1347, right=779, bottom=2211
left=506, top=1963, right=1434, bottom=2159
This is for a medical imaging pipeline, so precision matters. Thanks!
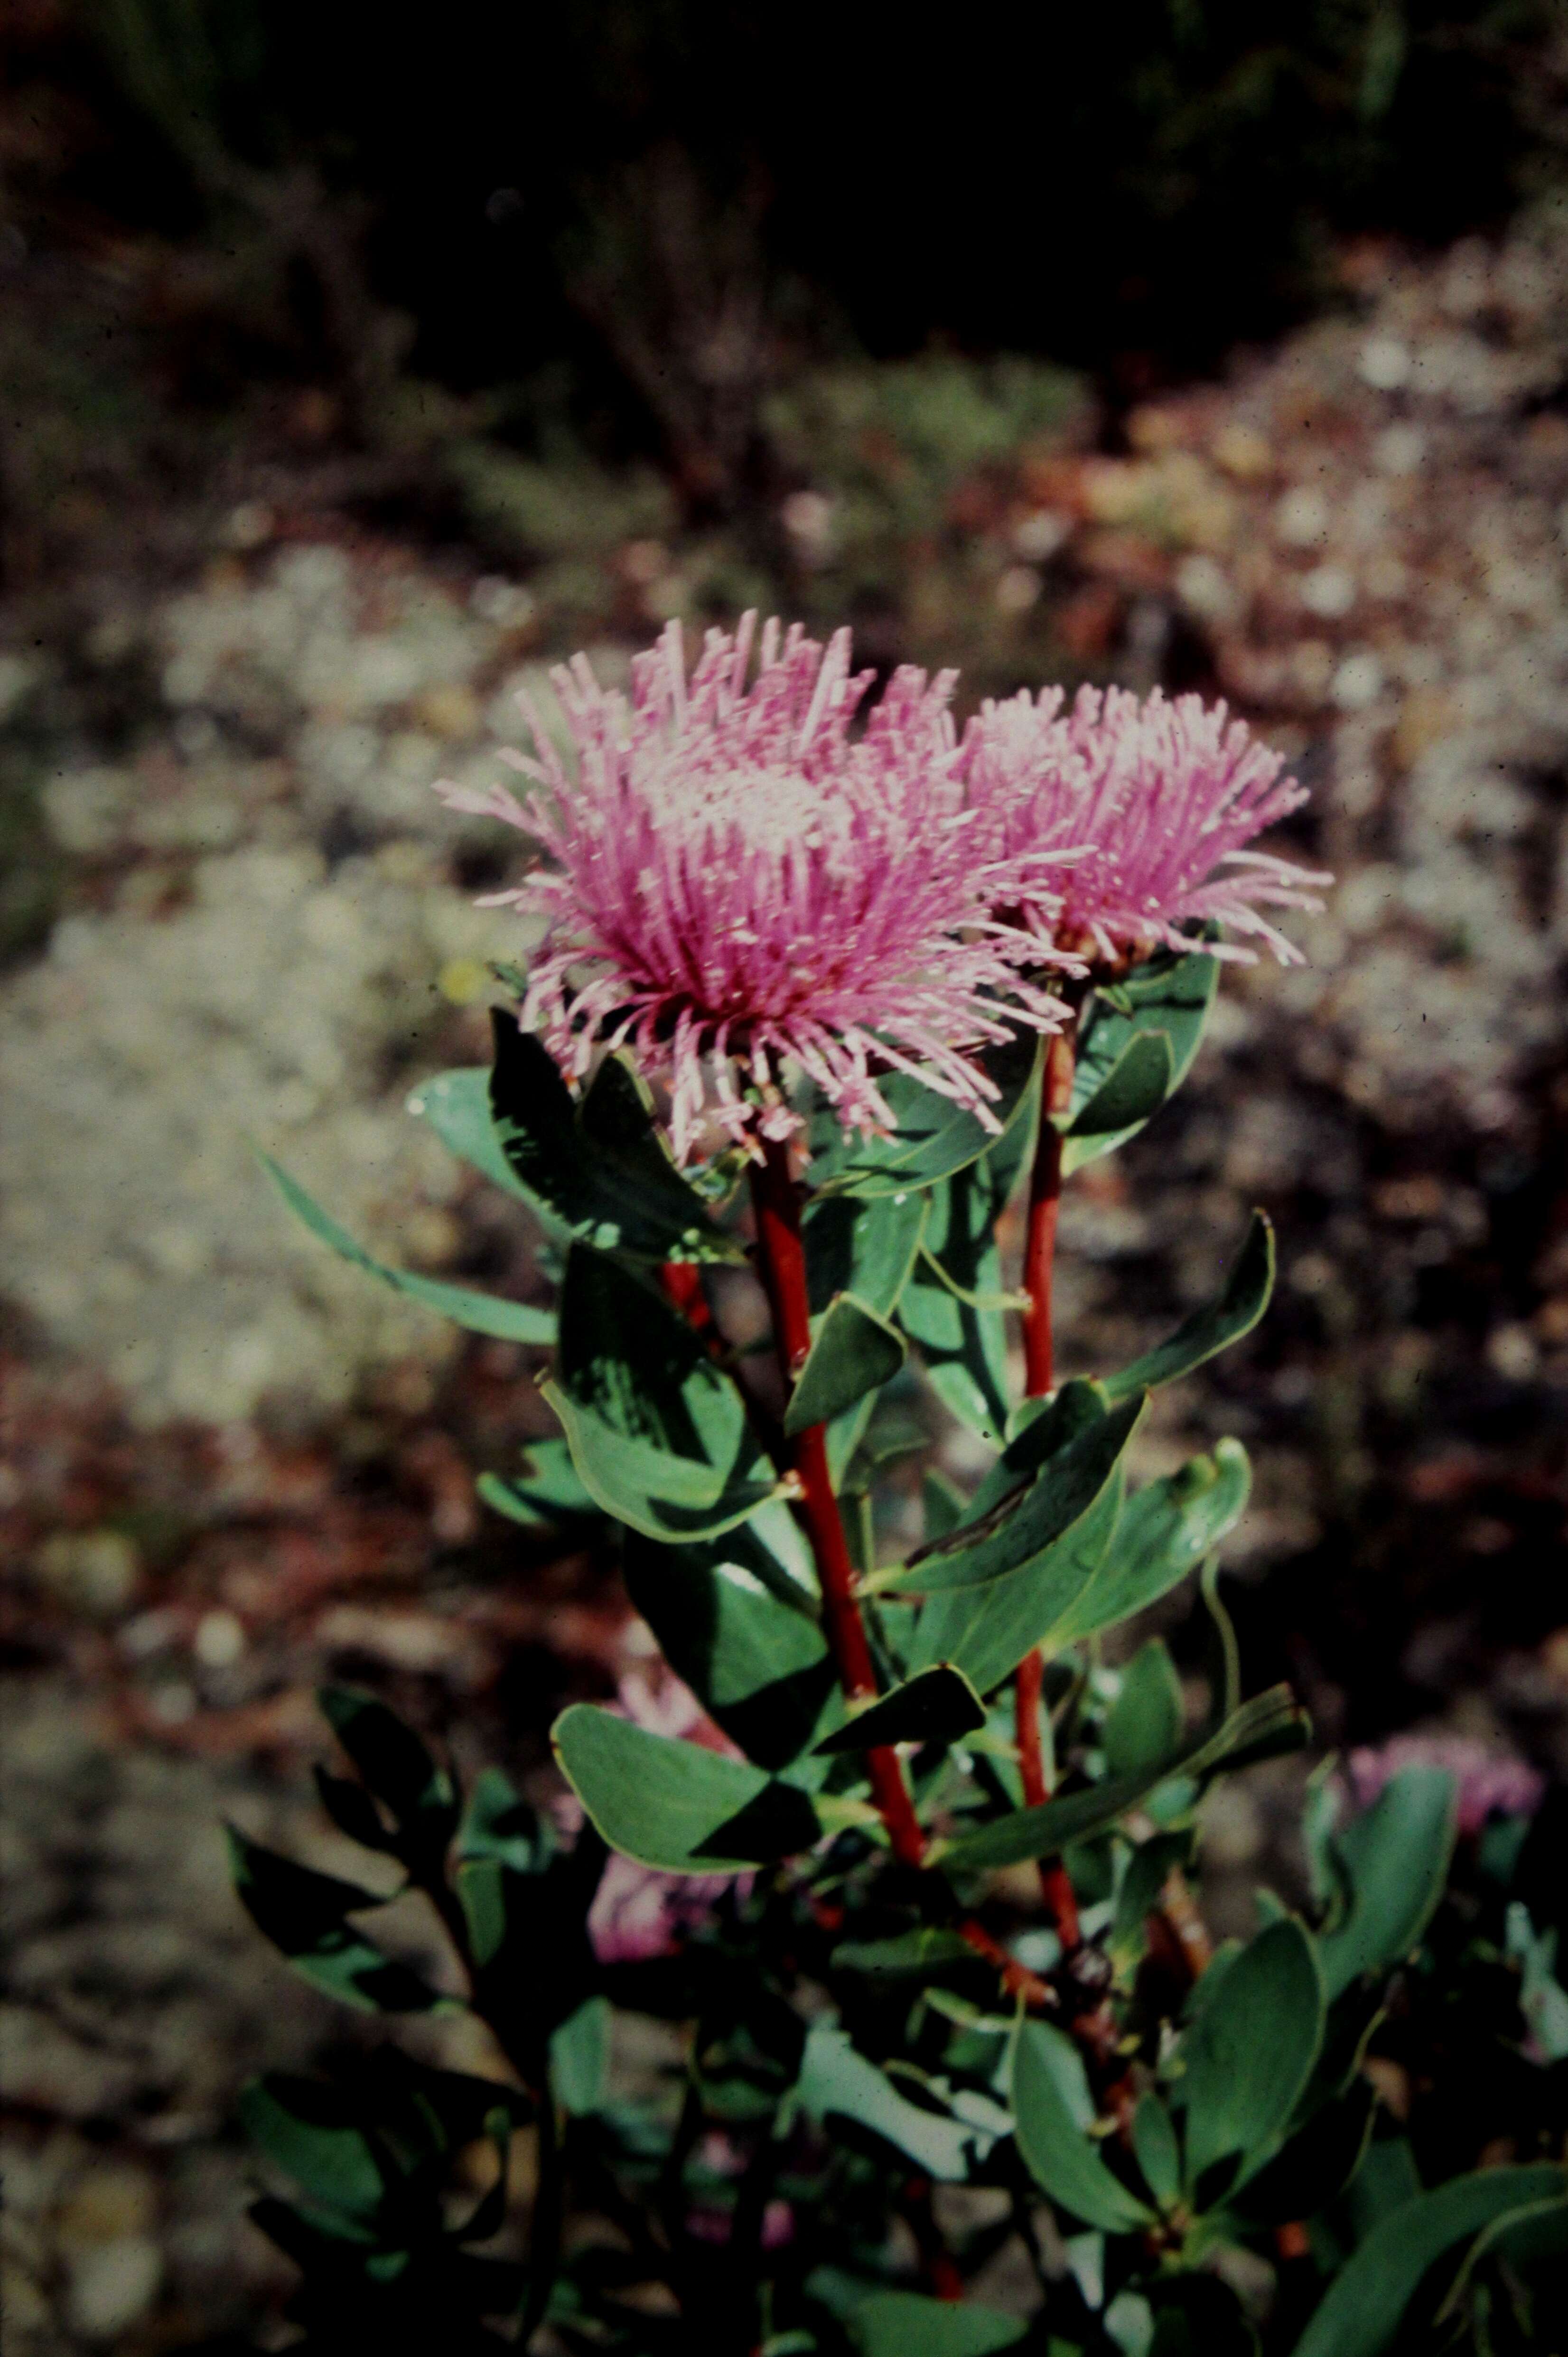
left=7, top=0, right=1566, bottom=617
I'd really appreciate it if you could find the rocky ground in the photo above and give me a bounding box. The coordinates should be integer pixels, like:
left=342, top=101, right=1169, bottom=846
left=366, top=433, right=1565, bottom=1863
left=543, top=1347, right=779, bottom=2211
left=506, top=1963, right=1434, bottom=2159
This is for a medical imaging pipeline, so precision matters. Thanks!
left=3, top=209, right=1568, bottom=2350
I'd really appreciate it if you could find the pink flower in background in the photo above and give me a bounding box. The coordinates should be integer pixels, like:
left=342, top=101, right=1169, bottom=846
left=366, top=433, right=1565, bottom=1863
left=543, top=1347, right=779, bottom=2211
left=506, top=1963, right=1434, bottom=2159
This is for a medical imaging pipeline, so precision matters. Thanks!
left=439, top=615, right=1073, bottom=1160
left=962, top=683, right=1330, bottom=966
left=584, top=1667, right=753, bottom=1964
left=1345, top=1732, right=1546, bottom=1837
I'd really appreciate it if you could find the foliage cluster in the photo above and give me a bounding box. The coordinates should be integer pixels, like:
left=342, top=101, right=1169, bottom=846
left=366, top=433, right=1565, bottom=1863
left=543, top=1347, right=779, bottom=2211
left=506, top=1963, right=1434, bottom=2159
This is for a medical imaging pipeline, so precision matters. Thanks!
left=246, top=940, right=1568, bottom=2353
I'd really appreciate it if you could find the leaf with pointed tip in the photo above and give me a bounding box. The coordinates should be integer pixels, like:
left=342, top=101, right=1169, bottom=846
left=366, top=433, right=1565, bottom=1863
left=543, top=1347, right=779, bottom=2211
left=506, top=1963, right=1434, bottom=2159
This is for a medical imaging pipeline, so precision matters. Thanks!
left=831, top=1928, right=977, bottom=1976
left=258, top=1153, right=556, bottom=1343
left=552, top=1703, right=821, bottom=1871
left=550, top=1996, right=610, bottom=2116
left=796, top=2024, right=978, bottom=2181
left=786, top=1293, right=906, bottom=1436
left=622, top=1527, right=834, bottom=1771
left=1104, top=1640, right=1185, bottom=1780
left=238, top=2075, right=390, bottom=2225
left=1132, top=2093, right=1182, bottom=2210
left=804, top=1188, right=929, bottom=1320
left=807, top=1033, right=1041, bottom=1200
left=896, top=1396, right=1145, bottom=1595
left=475, top=1436, right=601, bottom=1530
left=1292, top=2166, right=1568, bottom=2357
left=1316, top=1766, right=1458, bottom=2001
left=1179, top=1918, right=1324, bottom=2192
left=1062, top=944, right=1219, bottom=1173
left=318, top=1688, right=457, bottom=1857
left=908, top=1465, right=1124, bottom=1698
left=815, top=1665, right=986, bottom=1755
left=225, top=1827, right=445, bottom=2014
left=1048, top=1439, right=1251, bottom=1648
left=485, top=1013, right=743, bottom=1262
left=1101, top=1214, right=1274, bottom=1403
left=897, top=1153, right=1015, bottom=1445
left=407, top=1065, right=530, bottom=1201
left=1067, top=1028, right=1174, bottom=1138
left=847, top=2289, right=1025, bottom=2357
left=1013, top=2021, right=1156, bottom=2232
left=939, top=1685, right=1310, bottom=1872
left=1227, top=2080, right=1377, bottom=2225
left=544, top=1247, right=784, bottom=1540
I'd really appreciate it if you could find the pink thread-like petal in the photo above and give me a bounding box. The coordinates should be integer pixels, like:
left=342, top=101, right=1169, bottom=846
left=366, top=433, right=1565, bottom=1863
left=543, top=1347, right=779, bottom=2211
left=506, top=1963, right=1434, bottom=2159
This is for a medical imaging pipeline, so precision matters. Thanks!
left=963, top=683, right=1329, bottom=963
left=448, top=614, right=1069, bottom=1155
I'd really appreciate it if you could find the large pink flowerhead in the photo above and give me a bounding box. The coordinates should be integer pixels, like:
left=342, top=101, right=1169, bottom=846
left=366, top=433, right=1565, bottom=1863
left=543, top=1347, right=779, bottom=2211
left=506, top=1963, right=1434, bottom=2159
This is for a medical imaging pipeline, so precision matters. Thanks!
left=962, top=684, right=1331, bottom=967
left=439, top=615, right=1071, bottom=1160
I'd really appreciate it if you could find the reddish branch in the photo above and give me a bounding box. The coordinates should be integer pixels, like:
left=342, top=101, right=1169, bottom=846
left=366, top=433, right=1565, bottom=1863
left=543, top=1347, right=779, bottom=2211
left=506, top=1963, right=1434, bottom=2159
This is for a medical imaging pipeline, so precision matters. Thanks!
left=749, top=1136, right=927, bottom=1870
left=1015, top=1024, right=1084, bottom=1948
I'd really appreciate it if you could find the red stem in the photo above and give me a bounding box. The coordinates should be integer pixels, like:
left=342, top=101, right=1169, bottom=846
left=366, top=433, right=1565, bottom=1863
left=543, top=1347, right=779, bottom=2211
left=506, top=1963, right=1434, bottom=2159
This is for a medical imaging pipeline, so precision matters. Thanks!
left=1016, top=1024, right=1083, bottom=1949
left=749, top=1137, right=926, bottom=1870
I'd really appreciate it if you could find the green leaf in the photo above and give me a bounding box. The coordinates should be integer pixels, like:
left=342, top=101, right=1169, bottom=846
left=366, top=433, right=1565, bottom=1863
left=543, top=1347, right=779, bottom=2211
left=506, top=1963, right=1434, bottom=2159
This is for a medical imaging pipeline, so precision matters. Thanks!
left=552, top=1703, right=821, bottom=1871
left=939, top=1686, right=1309, bottom=1873
left=1104, top=1641, right=1185, bottom=1780
left=898, top=1153, right=1017, bottom=1445
left=1062, top=946, right=1219, bottom=1174
left=1048, top=1440, right=1251, bottom=1649
left=847, top=2289, right=1025, bottom=2357
left=786, top=1294, right=907, bottom=1436
left=407, top=1065, right=531, bottom=1201
left=487, top=1013, right=743, bottom=1262
left=313, top=1769, right=396, bottom=1856
left=804, top=1188, right=929, bottom=1320
left=1292, top=2166, right=1568, bottom=2357
left=1228, top=2081, right=1377, bottom=2225
left=808, top=1033, right=1041, bottom=1200
left=1316, top=1767, right=1458, bottom=2001
left=475, top=1436, right=599, bottom=1530
left=457, top=1768, right=553, bottom=1876
left=795, top=2024, right=977, bottom=2181
left=622, top=1527, right=834, bottom=1771
left=908, top=1468, right=1124, bottom=1699
left=238, top=2075, right=388, bottom=2223
left=956, top=1380, right=1111, bottom=1529
left=1101, top=1215, right=1274, bottom=1404
left=550, top=1996, right=610, bottom=2116
left=1132, top=2093, right=1182, bottom=2210
left=1067, top=1028, right=1174, bottom=1139
left=1110, top=1832, right=1194, bottom=1972
left=1144, top=2275, right=1259, bottom=2357
left=225, top=1827, right=445, bottom=2014
left=1013, top=2021, right=1155, bottom=2232
left=814, top=1665, right=986, bottom=1755
left=544, top=1247, right=783, bottom=1541
left=1178, top=1918, right=1324, bottom=2191
left=831, top=1928, right=977, bottom=1977
left=893, top=1395, right=1146, bottom=1595
left=318, top=1689, right=457, bottom=1855
left=258, top=1153, right=557, bottom=1344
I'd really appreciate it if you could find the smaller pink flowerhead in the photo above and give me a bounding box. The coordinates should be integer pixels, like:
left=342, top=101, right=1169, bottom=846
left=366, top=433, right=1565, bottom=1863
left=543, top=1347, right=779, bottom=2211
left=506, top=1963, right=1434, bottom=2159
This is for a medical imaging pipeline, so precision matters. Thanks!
left=439, top=615, right=1071, bottom=1161
left=962, top=683, right=1331, bottom=967
left=1345, top=1732, right=1546, bottom=1839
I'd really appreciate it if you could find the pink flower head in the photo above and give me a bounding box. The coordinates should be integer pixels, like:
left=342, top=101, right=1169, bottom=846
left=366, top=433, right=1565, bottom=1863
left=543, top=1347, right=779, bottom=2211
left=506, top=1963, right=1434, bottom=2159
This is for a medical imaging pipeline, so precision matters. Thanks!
left=586, top=1667, right=752, bottom=1964
left=1345, top=1733, right=1546, bottom=1838
left=439, top=615, right=1073, bottom=1160
left=962, top=684, right=1331, bottom=967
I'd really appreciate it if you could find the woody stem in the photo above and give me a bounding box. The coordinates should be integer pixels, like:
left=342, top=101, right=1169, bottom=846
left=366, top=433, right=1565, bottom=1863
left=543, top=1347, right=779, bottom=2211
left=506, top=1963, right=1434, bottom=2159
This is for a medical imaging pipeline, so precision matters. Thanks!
left=749, top=1137, right=927, bottom=1870
left=1017, top=1023, right=1083, bottom=1950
